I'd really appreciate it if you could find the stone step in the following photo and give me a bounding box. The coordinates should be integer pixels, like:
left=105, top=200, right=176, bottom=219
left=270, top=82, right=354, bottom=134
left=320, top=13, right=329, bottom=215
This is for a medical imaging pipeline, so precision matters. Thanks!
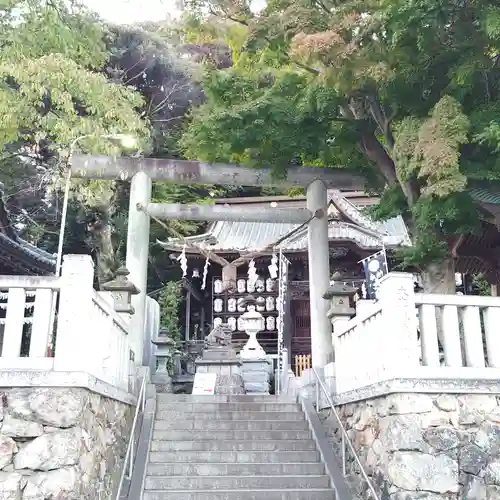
left=154, top=420, right=309, bottom=431
left=155, top=411, right=304, bottom=421
left=143, top=489, right=335, bottom=500
left=146, top=462, right=325, bottom=477
left=156, top=395, right=296, bottom=403
left=155, top=402, right=301, bottom=412
left=152, top=429, right=312, bottom=441
left=144, top=475, right=330, bottom=490
left=148, top=450, right=320, bottom=463
left=150, top=440, right=317, bottom=452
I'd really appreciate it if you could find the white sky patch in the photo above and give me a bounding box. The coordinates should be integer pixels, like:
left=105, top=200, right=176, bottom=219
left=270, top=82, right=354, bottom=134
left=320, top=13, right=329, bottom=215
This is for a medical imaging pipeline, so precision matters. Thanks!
left=82, top=0, right=267, bottom=24
left=82, top=0, right=181, bottom=25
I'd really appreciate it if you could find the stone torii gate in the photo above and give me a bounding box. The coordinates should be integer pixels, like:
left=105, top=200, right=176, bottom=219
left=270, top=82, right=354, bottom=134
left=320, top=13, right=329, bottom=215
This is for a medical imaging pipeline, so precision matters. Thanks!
left=72, top=155, right=366, bottom=368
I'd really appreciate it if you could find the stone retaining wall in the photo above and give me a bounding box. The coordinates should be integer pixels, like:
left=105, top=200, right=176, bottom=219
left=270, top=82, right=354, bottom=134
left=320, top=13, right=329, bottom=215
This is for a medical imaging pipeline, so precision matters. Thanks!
left=327, top=393, right=500, bottom=500
left=0, top=387, right=133, bottom=499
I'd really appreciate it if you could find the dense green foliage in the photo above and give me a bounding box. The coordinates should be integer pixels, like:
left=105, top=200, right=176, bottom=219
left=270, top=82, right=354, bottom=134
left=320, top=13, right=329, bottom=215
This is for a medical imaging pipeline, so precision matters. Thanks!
left=180, top=0, right=500, bottom=276
left=0, top=1, right=276, bottom=310
left=0, top=0, right=151, bottom=285
left=9, top=0, right=499, bottom=303
left=105, top=22, right=281, bottom=292
left=158, top=281, right=183, bottom=341
left=0, top=0, right=149, bottom=153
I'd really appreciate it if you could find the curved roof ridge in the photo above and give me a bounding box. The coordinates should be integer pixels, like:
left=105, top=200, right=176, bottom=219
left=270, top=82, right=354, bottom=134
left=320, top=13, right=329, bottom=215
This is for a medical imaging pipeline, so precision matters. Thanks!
left=328, top=189, right=387, bottom=235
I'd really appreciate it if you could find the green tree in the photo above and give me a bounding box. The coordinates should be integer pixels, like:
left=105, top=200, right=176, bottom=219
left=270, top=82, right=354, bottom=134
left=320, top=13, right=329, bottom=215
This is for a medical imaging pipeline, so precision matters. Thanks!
left=0, top=0, right=150, bottom=282
left=0, top=0, right=149, bottom=153
left=105, top=21, right=282, bottom=293
left=0, top=4, right=281, bottom=292
left=180, top=0, right=500, bottom=292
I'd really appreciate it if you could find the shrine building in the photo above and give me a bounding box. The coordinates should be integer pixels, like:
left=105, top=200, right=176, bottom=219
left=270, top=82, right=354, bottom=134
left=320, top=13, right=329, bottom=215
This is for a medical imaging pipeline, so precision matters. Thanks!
left=0, top=194, right=55, bottom=276
left=0, top=193, right=56, bottom=356
left=159, top=190, right=411, bottom=371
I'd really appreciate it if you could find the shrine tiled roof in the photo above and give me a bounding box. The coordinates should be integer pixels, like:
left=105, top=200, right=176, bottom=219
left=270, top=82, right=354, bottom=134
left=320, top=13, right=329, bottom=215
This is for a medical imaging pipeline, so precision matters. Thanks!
left=0, top=192, right=56, bottom=275
left=177, top=217, right=409, bottom=253
left=469, top=186, right=500, bottom=205
left=159, top=191, right=411, bottom=254
left=0, top=234, right=56, bottom=272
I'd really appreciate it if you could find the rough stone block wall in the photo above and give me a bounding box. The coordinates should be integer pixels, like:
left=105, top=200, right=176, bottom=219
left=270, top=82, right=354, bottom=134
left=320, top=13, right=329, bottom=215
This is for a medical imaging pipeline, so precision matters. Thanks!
left=326, top=393, right=500, bottom=500
left=0, top=387, right=133, bottom=499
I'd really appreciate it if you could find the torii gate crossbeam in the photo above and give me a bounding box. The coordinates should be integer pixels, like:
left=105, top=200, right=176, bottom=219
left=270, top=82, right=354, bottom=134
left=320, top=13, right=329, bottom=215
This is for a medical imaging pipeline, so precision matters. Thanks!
left=146, top=203, right=313, bottom=223
left=71, top=155, right=365, bottom=189
left=71, top=155, right=356, bottom=368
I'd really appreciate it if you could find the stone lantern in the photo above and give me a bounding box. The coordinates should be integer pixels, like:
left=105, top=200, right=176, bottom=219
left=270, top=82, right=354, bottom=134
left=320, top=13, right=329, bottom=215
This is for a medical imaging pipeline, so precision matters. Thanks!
left=238, top=295, right=271, bottom=394
left=240, top=295, right=266, bottom=360
left=323, top=271, right=357, bottom=322
left=102, top=267, right=140, bottom=314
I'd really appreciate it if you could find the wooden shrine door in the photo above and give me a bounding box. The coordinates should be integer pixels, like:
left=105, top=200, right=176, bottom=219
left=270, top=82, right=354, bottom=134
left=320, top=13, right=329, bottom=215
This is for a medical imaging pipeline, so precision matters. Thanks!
left=291, top=299, right=311, bottom=375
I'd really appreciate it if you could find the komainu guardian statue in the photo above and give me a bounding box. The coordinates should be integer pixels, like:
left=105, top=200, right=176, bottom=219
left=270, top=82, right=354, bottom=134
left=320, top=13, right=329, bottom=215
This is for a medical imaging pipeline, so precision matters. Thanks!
left=204, top=323, right=232, bottom=347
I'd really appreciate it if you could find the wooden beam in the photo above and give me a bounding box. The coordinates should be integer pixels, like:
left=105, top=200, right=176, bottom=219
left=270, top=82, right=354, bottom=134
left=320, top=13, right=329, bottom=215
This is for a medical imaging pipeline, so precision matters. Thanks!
left=71, top=155, right=366, bottom=189
left=146, top=203, right=312, bottom=223
left=181, top=278, right=204, bottom=303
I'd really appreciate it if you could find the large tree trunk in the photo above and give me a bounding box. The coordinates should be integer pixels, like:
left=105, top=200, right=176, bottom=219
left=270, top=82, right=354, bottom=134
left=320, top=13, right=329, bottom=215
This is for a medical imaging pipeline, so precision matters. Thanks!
left=96, top=223, right=117, bottom=286
left=421, top=259, right=456, bottom=294
left=420, top=258, right=460, bottom=365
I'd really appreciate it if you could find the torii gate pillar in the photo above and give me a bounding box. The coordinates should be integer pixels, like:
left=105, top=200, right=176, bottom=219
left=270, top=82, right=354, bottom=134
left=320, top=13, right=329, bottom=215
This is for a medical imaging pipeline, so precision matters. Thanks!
left=307, top=180, right=333, bottom=367
left=126, top=172, right=152, bottom=365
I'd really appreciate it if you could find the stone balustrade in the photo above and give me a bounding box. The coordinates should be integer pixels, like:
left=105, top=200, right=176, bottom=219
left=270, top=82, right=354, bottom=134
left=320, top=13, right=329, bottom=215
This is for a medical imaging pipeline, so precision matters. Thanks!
left=332, top=272, right=500, bottom=395
left=315, top=272, right=500, bottom=500
left=0, top=255, right=132, bottom=392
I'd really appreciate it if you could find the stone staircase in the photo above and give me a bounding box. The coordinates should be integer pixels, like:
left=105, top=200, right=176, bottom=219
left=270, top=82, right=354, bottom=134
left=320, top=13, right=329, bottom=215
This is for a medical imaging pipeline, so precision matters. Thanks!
left=142, top=394, right=335, bottom=500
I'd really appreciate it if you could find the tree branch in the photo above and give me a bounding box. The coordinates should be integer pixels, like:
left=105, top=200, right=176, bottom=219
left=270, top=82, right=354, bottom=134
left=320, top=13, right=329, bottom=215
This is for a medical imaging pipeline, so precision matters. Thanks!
left=314, top=0, right=331, bottom=15
left=293, top=60, right=321, bottom=75
left=365, top=94, right=395, bottom=149
left=358, top=131, right=398, bottom=184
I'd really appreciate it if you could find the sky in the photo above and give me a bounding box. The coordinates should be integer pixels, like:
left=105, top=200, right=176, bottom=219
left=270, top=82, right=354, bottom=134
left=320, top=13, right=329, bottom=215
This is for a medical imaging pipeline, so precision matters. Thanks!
left=82, top=0, right=182, bottom=25
left=82, top=0, right=267, bottom=25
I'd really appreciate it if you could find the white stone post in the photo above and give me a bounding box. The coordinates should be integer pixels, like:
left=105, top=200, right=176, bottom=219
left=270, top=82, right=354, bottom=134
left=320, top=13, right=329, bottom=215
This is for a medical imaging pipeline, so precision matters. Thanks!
left=145, top=296, right=161, bottom=370
left=125, top=172, right=152, bottom=366
left=307, top=180, right=333, bottom=367
left=378, top=272, right=420, bottom=377
left=53, top=255, right=95, bottom=372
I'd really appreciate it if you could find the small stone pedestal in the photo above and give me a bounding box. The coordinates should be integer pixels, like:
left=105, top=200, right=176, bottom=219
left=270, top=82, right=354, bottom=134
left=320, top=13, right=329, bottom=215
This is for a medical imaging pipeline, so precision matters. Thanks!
left=240, top=358, right=273, bottom=394
left=195, top=346, right=245, bottom=395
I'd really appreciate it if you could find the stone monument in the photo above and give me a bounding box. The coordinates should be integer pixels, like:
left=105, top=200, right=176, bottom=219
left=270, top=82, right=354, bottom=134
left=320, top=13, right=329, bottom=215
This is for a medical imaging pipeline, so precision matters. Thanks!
left=194, top=323, right=245, bottom=395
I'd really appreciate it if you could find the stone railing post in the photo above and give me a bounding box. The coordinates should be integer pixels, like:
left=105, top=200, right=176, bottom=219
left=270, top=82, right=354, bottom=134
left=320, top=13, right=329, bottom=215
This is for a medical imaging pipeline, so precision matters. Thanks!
left=53, top=255, right=95, bottom=372
left=378, top=272, right=420, bottom=376
left=145, top=297, right=161, bottom=371
left=102, top=268, right=142, bottom=390
left=323, top=272, right=357, bottom=356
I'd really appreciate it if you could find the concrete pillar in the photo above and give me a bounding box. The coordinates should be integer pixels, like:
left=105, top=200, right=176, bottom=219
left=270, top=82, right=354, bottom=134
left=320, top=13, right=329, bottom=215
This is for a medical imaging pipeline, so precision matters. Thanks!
left=125, top=172, right=152, bottom=365
left=306, top=180, right=333, bottom=367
